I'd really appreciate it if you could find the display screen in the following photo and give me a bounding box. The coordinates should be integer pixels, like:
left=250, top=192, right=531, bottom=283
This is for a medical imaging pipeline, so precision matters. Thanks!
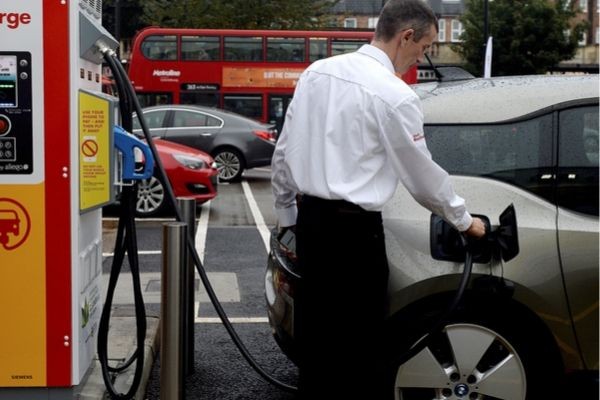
left=0, top=55, right=17, bottom=107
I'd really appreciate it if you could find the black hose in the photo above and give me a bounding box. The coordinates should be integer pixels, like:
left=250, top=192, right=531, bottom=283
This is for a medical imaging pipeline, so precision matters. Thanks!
left=97, top=51, right=147, bottom=400
left=393, top=234, right=473, bottom=366
left=105, top=50, right=299, bottom=393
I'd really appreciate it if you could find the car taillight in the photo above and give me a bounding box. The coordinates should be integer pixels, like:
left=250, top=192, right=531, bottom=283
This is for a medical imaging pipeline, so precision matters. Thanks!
left=253, top=129, right=276, bottom=143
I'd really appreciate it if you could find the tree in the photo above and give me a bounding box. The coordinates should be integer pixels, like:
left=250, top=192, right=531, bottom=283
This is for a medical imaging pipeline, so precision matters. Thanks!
left=456, top=0, right=586, bottom=76
left=140, top=0, right=339, bottom=30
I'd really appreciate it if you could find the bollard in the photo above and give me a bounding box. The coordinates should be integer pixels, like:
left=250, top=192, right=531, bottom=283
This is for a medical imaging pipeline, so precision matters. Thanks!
left=177, top=197, right=197, bottom=376
left=161, top=222, right=187, bottom=400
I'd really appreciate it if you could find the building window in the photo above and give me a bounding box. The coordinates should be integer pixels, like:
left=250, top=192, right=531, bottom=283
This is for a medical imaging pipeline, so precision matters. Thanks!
left=579, top=32, right=587, bottom=46
left=438, top=19, right=446, bottom=42
left=579, top=0, right=587, bottom=11
left=451, top=19, right=464, bottom=42
left=344, top=18, right=357, bottom=28
left=368, top=17, right=379, bottom=29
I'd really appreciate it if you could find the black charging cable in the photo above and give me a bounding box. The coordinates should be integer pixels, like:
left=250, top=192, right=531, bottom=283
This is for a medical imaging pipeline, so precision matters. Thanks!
left=97, top=51, right=147, bottom=400
left=100, top=49, right=299, bottom=394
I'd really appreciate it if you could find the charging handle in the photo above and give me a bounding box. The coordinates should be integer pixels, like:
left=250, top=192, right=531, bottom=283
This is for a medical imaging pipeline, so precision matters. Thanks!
left=114, top=125, right=154, bottom=180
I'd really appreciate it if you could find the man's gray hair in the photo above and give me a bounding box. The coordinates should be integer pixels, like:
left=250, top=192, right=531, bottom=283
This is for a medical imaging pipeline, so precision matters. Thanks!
left=375, top=0, right=438, bottom=42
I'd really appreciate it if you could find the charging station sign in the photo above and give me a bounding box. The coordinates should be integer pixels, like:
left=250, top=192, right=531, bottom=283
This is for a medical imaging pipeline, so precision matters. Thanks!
left=79, top=90, right=114, bottom=212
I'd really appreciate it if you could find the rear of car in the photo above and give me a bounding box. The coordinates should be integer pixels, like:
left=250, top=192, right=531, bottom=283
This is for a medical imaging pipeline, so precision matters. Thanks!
left=265, top=74, right=599, bottom=399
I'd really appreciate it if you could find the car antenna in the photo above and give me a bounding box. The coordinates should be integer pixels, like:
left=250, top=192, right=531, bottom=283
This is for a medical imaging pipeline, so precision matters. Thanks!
left=425, top=53, right=443, bottom=81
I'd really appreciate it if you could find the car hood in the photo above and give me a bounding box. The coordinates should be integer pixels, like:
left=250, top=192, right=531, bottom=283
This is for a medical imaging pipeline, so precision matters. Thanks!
left=151, top=138, right=214, bottom=164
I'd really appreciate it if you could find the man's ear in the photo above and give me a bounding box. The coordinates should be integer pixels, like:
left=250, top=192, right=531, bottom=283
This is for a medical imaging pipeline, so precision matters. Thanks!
left=398, top=28, right=415, bottom=47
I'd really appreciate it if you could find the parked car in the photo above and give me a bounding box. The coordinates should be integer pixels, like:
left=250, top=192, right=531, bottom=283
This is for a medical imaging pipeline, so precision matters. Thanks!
left=265, top=74, right=599, bottom=399
left=133, top=105, right=277, bottom=182
left=135, top=138, right=218, bottom=217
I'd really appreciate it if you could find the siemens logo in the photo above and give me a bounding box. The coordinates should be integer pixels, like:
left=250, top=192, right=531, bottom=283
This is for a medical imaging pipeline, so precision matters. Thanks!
left=11, top=375, right=33, bottom=380
left=0, top=12, right=31, bottom=29
left=153, top=69, right=181, bottom=77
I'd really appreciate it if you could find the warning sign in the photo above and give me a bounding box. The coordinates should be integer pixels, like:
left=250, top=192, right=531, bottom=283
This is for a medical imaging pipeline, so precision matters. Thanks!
left=79, top=91, right=114, bottom=211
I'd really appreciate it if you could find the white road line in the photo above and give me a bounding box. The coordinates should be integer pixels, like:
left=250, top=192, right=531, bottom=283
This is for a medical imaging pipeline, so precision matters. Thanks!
left=195, top=200, right=211, bottom=317
left=241, top=180, right=270, bottom=252
left=103, top=250, right=162, bottom=257
left=195, top=317, right=268, bottom=324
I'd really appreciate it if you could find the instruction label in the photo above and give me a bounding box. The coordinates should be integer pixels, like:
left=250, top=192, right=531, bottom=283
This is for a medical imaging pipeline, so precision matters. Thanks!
left=79, top=91, right=112, bottom=211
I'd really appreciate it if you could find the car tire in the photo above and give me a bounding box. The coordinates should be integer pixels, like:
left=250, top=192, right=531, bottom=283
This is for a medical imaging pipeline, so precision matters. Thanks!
left=213, top=147, right=244, bottom=183
left=385, top=296, right=563, bottom=400
left=136, top=174, right=168, bottom=217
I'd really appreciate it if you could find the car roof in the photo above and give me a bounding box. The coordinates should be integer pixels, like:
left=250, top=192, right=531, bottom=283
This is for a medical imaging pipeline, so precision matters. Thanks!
left=413, top=74, right=599, bottom=124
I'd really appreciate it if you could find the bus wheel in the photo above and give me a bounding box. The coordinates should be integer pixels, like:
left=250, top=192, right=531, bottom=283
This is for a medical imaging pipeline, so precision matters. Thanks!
left=213, top=148, right=244, bottom=182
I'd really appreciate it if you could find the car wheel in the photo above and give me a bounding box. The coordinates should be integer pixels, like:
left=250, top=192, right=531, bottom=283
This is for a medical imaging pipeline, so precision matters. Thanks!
left=386, top=298, right=562, bottom=400
left=213, top=148, right=244, bottom=182
left=136, top=174, right=167, bottom=217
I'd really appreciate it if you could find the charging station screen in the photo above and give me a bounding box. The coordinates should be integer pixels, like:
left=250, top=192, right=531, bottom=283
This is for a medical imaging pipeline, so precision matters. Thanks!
left=0, top=55, right=17, bottom=108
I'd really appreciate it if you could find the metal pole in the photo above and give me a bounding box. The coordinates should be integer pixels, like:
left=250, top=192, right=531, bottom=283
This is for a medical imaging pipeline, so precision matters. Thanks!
left=483, top=0, right=489, bottom=72
left=178, top=197, right=197, bottom=376
left=160, top=222, right=188, bottom=400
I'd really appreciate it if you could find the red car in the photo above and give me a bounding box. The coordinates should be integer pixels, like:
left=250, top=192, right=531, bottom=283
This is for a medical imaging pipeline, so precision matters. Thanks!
left=136, top=138, right=218, bottom=217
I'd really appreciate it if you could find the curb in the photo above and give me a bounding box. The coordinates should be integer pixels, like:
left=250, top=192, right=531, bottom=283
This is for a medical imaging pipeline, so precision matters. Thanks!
left=74, top=316, right=160, bottom=400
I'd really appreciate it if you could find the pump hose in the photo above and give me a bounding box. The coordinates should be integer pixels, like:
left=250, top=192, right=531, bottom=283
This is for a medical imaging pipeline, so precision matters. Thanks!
left=97, top=52, right=147, bottom=400
left=99, top=48, right=476, bottom=396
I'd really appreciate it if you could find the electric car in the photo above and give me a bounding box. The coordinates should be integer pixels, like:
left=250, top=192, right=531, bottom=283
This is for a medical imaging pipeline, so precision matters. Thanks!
left=265, top=74, right=599, bottom=399
left=136, top=138, right=218, bottom=217
left=133, top=105, right=277, bottom=182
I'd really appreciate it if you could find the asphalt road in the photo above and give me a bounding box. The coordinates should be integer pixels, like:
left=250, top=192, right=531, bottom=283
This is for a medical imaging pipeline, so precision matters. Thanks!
left=102, top=168, right=300, bottom=399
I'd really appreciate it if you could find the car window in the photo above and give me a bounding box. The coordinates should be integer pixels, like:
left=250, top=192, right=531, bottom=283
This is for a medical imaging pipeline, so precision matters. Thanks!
left=171, top=110, right=223, bottom=128
left=425, top=114, right=554, bottom=202
left=133, top=110, right=168, bottom=131
left=557, top=105, right=599, bottom=216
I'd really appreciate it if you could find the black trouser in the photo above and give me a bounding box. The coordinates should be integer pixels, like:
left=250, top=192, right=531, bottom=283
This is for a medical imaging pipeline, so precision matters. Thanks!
left=295, top=195, right=389, bottom=399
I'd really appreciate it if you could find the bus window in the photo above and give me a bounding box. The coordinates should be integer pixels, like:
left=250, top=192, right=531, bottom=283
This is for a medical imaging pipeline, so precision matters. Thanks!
left=331, top=39, right=369, bottom=56
left=309, top=38, right=327, bottom=61
left=180, top=92, right=219, bottom=108
left=136, top=93, right=173, bottom=108
left=224, top=37, right=263, bottom=61
left=182, top=36, right=220, bottom=61
left=267, top=37, right=305, bottom=62
left=141, top=35, right=177, bottom=60
left=223, top=95, right=263, bottom=119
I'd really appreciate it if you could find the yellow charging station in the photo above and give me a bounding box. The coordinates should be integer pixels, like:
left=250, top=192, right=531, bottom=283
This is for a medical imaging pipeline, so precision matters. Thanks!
left=0, top=1, right=118, bottom=397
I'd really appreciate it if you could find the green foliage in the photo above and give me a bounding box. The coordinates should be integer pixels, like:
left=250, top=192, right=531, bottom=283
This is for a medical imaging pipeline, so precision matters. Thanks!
left=456, top=0, right=586, bottom=76
left=139, top=0, right=339, bottom=29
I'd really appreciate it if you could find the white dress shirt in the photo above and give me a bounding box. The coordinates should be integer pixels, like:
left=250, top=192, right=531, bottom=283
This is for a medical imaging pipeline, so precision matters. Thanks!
left=271, top=44, right=472, bottom=231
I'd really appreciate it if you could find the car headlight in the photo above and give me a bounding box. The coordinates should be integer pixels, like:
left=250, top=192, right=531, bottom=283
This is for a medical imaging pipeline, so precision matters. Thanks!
left=173, top=154, right=206, bottom=170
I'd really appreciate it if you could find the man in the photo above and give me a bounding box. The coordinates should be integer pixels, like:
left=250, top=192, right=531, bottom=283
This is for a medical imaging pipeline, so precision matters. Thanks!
left=271, top=0, right=486, bottom=397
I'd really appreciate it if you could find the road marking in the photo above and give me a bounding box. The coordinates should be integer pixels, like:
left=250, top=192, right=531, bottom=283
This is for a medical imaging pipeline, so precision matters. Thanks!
left=241, top=180, right=270, bottom=252
left=101, top=271, right=240, bottom=304
left=195, top=317, right=268, bottom=324
left=194, top=201, right=211, bottom=317
left=103, top=250, right=161, bottom=257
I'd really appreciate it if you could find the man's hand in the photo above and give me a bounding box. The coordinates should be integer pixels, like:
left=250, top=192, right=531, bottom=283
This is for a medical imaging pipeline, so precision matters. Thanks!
left=465, top=217, right=486, bottom=238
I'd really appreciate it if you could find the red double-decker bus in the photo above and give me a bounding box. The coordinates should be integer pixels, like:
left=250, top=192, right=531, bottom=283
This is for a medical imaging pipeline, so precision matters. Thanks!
left=127, top=27, right=418, bottom=129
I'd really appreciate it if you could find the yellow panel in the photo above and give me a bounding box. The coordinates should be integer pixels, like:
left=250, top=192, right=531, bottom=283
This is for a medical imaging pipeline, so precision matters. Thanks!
left=0, top=184, right=46, bottom=386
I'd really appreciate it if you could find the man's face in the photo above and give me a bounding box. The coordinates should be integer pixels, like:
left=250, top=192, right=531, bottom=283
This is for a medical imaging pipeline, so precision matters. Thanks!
left=393, top=24, right=437, bottom=75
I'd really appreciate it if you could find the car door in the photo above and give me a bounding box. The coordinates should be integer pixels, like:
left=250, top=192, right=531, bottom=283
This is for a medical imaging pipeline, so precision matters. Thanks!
left=132, top=109, right=169, bottom=138
left=555, top=103, right=599, bottom=370
left=164, top=108, right=223, bottom=153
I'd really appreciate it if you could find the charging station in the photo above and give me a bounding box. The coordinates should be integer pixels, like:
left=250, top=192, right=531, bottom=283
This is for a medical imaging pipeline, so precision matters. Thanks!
left=0, top=1, right=118, bottom=397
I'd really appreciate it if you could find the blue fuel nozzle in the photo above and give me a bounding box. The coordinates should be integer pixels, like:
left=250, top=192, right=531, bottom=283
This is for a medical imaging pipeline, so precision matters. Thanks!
left=113, top=125, right=154, bottom=180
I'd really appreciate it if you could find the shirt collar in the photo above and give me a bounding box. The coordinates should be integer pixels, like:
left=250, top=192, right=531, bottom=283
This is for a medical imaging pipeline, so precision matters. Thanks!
left=357, top=44, right=395, bottom=74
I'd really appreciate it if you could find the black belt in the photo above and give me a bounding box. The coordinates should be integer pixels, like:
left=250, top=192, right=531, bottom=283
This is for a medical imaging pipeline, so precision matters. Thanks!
left=300, top=194, right=377, bottom=215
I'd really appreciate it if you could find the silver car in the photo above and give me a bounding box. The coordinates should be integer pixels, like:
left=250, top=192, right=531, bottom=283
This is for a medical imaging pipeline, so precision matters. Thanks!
left=265, top=74, right=599, bottom=399
left=133, top=105, right=277, bottom=182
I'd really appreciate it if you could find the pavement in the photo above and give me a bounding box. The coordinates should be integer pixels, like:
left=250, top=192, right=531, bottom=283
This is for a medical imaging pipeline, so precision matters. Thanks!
left=73, top=218, right=162, bottom=400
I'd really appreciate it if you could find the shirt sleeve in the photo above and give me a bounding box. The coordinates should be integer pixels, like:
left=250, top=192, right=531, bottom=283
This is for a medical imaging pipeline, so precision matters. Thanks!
left=380, top=95, right=473, bottom=232
left=271, top=103, right=298, bottom=228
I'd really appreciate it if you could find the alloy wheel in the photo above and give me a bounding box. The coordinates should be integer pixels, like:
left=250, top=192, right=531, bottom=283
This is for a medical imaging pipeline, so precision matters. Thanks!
left=214, top=150, right=242, bottom=181
left=136, top=176, right=165, bottom=216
